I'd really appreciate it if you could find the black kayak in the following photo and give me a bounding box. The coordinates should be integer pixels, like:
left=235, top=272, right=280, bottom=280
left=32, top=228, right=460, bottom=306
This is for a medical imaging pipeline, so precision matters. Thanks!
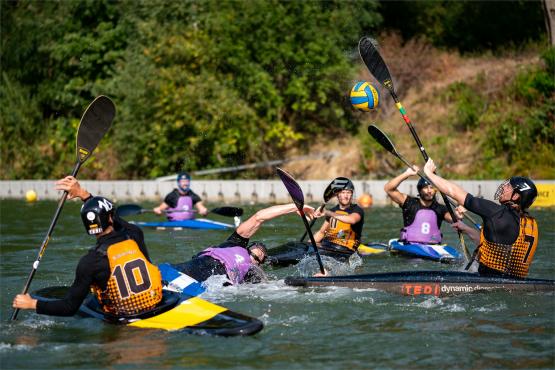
left=284, top=271, right=555, bottom=297
left=267, top=241, right=387, bottom=267
left=32, top=286, right=263, bottom=336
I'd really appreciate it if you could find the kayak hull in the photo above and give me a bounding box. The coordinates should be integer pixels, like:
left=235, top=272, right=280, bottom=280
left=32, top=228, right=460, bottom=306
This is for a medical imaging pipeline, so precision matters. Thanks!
left=285, top=270, right=555, bottom=297
left=131, top=218, right=232, bottom=230
left=267, top=241, right=387, bottom=267
left=32, top=287, right=263, bottom=336
left=388, top=239, right=463, bottom=263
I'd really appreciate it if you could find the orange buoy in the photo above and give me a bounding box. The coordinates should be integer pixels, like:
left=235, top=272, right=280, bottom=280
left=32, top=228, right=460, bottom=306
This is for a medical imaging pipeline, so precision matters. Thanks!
left=358, top=193, right=373, bottom=208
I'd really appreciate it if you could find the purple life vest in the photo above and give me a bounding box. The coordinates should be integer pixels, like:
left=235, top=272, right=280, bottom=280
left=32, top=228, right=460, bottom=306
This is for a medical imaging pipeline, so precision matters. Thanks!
left=200, top=246, right=252, bottom=284
left=167, top=195, right=194, bottom=221
left=400, top=209, right=442, bottom=244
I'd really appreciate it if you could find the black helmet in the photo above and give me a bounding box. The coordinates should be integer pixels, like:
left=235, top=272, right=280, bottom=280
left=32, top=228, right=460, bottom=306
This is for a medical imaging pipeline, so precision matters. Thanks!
left=330, top=177, right=354, bottom=192
left=417, top=177, right=433, bottom=192
left=248, top=241, right=268, bottom=264
left=509, top=176, right=537, bottom=210
left=81, top=196, right=114, bottom=235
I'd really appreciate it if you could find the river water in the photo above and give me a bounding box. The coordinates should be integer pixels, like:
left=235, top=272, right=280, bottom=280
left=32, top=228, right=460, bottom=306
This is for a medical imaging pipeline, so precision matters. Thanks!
left=1, top=200, right=554, bottom=369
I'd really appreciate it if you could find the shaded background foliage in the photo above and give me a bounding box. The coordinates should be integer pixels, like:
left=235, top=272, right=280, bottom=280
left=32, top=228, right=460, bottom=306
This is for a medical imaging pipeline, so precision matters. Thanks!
left=1, top=0, right=552, bottom=179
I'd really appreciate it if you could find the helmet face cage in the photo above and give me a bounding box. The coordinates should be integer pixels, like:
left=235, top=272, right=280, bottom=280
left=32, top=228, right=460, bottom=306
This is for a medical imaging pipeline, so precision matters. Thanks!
left=494, top=179, right=511, bottom=201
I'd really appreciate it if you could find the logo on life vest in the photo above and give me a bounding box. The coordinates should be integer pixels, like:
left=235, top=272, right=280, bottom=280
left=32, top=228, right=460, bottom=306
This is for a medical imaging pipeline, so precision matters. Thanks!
left=97, top=198, right=113, bottom=212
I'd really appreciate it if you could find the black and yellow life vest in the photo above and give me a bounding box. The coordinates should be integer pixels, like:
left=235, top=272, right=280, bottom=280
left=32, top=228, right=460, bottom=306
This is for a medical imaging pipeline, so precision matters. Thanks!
left=478, top=215, right=538, bottom=278
left=92, top=239, right=163, bottom=315
left=324, top=210, right=360, bottom=250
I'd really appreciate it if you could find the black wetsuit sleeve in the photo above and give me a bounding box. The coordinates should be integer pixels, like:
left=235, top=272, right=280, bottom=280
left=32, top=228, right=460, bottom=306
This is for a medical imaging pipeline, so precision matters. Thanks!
left=464, top=193, right=519, bottom=244
left=164, top=190, right=180, bottom=208
left=35, top=255, right=96, bottom=316
left=464, top=193, right=503, bottom=218
left=217, top=231, right=249, bottom=248
left=435, top=203, right=449, bottom=226
left=189, top=190, right=202, bottom=205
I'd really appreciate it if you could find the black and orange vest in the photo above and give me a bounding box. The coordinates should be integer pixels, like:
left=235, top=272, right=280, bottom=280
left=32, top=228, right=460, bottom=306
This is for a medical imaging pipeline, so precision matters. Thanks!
left=478, top=215, right=538, bottom=278
left=92, top=239, right=163, bottom=315
left=324, top=210, right=360, bottom=250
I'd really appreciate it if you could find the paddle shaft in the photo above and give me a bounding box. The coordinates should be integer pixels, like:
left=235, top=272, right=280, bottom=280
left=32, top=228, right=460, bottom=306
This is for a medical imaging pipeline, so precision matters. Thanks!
left=11, top=161, right=81, bottom=320
left=299, top=204, right=325, bottom=242
left=298, top=208, right=326, bottom=274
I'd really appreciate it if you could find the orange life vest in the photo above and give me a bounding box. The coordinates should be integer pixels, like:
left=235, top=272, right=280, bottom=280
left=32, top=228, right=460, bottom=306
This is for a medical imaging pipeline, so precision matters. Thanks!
left=478, top=215, right=538, bottom=278
left=92, top=239, right=163, bottom=315
left=324, top=210, right=360, bottom=250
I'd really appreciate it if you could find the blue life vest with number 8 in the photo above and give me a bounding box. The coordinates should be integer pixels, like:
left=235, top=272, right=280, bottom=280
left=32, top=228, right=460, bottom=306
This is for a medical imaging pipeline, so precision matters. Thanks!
left=92, top=239, right=163, bottom=315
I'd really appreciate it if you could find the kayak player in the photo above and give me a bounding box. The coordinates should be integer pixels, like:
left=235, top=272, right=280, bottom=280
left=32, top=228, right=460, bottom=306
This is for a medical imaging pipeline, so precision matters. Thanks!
left=384, top=167, right=459, bottom=245
left=423, top=158, right=539, bottom=278
left=153, top=172, right=208, bottom=220
left=172, top=203, right=315, bottom=285
left=13, top=176, right=164, bottom=317
left=312, top=177, right=365, bottom=257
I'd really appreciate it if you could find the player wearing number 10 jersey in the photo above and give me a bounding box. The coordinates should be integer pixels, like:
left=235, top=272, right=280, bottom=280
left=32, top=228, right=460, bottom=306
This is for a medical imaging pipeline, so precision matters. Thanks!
left=12, top=177, right=162, bottom=317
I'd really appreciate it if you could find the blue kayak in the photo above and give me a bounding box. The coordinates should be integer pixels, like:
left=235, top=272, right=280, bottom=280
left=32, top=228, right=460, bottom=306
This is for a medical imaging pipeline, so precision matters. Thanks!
left=131, top=218, right=233, bottom=230
left=388, top=239, right=463, bottom=263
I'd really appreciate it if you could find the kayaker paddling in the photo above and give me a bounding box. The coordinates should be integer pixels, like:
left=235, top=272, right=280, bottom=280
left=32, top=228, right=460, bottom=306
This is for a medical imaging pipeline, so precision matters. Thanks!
left=153, top=172, right=208, bottom=220
left=13, top=176, right=164, bottom=317
left=423, top=159, right=539, bottom=278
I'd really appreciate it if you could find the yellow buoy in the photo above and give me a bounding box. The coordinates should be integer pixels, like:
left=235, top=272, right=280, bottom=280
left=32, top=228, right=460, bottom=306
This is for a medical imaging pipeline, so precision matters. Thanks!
left=25, top=190, right=38, bottom=203
left=358, top=193, right=373, bottom=208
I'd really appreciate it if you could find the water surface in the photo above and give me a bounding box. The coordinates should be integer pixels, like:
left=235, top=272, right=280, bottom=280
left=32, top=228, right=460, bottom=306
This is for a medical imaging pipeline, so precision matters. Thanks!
left=1, top=200, right=553, bottom=369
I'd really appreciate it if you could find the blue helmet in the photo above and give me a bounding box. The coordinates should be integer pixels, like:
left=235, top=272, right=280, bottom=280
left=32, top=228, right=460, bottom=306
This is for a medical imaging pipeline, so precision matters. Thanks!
left=417, top=177, right=433, bottom=192
left=177, top=172, right=191, bottom=192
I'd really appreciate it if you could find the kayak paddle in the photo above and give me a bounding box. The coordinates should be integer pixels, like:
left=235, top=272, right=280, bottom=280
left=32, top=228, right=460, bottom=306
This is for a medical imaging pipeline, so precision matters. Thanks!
left=12, top=96, right=115, bottom=321
left=276, top=167, right=326, bottom=274
left=359, top=37, right=471, bottom=263
left=116, top=204, right=244, bottom=218
left=368, top=124, right=478, bottom=263
left=299, top=181, right=341, bottom=242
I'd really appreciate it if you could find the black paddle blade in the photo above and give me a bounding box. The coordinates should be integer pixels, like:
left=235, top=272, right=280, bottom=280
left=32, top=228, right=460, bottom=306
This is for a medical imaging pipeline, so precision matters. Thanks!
left=76, top=96, right=116, bottom=163
left=211, top=207, right=243, bottom=217
left=116, top=204, right=143, bottom=217
left=368, top=124, right=397, bottom=155
left=276, top=167, right=304, bottom=208
left=359, top=37, right=395, bottom=92
left=323, top=181, right=337, bottom=203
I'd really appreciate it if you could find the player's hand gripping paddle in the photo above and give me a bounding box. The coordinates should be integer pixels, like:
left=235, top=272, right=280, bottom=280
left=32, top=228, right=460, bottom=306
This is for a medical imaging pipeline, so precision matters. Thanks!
left=276, top=168, right=326, bottom=274
left=11, top=96, right=115, bottom=321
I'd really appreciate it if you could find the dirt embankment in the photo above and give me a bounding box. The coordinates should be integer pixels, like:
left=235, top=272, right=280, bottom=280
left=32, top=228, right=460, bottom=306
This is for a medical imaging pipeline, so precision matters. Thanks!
left=282, top=33, right=540, bottom=180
